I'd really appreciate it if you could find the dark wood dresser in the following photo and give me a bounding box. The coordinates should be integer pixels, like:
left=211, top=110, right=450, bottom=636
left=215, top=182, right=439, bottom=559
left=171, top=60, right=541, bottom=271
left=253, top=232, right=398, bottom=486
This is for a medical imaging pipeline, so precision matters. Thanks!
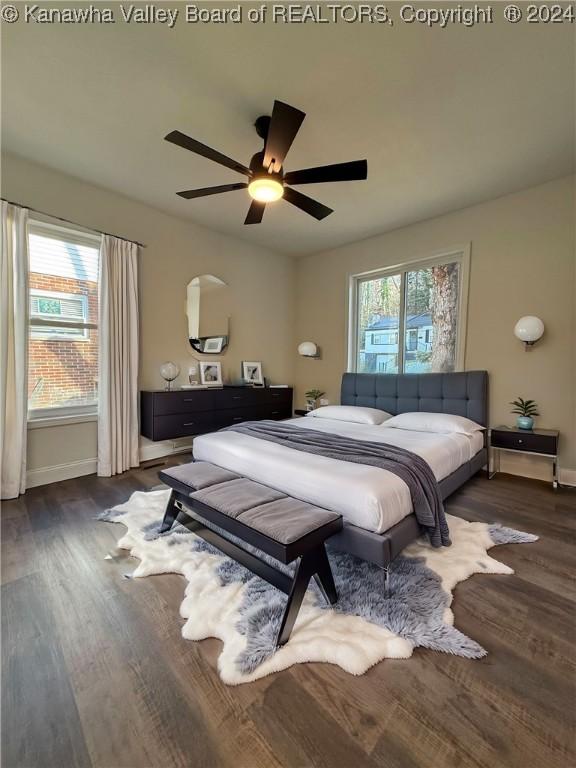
left=140, top=386, right=293, bottom=441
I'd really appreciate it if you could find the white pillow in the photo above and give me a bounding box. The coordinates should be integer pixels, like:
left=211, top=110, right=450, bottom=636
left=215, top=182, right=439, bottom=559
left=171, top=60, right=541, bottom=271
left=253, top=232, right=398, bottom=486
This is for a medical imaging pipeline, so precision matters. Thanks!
left=383, top=412, right=484, bottom=435
left=305, top=405, right=392, bottom=426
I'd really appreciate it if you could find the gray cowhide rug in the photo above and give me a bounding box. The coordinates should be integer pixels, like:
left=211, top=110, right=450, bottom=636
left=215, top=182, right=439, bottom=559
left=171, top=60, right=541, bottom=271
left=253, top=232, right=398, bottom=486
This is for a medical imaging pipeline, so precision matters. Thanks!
left=99, top=489, right=538, bottom=685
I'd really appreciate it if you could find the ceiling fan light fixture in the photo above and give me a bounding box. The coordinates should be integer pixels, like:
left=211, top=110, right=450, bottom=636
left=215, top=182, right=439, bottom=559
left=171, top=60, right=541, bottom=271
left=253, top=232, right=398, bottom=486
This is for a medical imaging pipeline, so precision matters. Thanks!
left=248, top=177, right=284, bottom=203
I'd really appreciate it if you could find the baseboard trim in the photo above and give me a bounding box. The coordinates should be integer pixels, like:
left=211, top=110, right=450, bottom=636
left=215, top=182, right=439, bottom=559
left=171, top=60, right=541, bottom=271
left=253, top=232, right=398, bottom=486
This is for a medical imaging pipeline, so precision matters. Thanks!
left=23, top=447, right=576, bottom=490
left=25, top=442, right=193, bottom=489
left=26, top=458, right=98, bottom=488
left=495, top=463, right=576, bottom=487
left=559, top=468, right=576, bottom=487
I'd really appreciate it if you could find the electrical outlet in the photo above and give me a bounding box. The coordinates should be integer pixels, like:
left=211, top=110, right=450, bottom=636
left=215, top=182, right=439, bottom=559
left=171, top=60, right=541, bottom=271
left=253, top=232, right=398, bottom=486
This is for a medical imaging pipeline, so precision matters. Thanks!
left=319, top=398, right=329, bottom=406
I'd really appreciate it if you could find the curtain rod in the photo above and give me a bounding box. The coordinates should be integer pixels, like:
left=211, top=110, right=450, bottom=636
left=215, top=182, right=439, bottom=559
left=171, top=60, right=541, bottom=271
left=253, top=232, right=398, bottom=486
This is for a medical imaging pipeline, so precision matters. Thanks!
left=1, top=197, right=147, bottom=249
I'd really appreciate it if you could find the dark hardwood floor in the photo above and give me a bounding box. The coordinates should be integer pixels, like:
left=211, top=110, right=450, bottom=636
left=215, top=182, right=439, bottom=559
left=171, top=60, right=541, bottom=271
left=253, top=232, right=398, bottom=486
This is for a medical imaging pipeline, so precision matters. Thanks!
left=2, top=460, right=575, bottom=768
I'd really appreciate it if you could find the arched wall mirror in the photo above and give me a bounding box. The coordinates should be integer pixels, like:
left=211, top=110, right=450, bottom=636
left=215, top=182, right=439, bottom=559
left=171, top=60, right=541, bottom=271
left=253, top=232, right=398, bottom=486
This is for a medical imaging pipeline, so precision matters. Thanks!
left=187, top=274, right=231, bottom=354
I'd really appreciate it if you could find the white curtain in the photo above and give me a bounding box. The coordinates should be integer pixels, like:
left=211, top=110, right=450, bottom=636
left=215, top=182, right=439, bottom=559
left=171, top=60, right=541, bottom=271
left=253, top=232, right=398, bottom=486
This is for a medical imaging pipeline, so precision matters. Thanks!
left=98, top=235, right=139, bottom=476
left=1, top=202, right=29, bottom=499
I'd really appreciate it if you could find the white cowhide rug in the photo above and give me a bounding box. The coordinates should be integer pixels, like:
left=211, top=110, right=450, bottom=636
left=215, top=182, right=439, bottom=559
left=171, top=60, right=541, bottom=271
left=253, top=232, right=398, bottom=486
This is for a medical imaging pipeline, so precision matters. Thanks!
left=100, top=489, right=538, bottom=685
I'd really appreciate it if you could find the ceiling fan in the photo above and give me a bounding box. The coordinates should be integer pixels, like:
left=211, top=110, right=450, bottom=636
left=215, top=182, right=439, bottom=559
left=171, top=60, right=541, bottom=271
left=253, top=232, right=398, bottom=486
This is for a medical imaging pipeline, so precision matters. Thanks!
left=165, top=100, right=368, bottom=225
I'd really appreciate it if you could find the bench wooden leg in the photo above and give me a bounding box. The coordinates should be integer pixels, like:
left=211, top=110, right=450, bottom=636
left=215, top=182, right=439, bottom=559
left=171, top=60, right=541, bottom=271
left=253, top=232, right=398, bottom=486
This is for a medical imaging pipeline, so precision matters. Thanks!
left=276, top=545, right=339, bottom=648
left=276, top=556, right=315, bottom=648
left=313, top=545, right=338, bottom=606
left=159, top=490, right=179, bottom=533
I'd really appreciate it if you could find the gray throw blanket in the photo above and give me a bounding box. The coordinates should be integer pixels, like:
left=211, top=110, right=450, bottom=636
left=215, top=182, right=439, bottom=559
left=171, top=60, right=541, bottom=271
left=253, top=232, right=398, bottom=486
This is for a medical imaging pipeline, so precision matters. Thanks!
left=224, top=420, right=450, bottom=548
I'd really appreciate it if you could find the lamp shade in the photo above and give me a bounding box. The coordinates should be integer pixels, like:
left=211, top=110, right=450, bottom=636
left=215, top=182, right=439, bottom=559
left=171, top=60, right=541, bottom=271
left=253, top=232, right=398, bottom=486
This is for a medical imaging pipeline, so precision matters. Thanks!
left=514, top=316, right=544, bottom=344
left=298, top=341, right=318, bottom=357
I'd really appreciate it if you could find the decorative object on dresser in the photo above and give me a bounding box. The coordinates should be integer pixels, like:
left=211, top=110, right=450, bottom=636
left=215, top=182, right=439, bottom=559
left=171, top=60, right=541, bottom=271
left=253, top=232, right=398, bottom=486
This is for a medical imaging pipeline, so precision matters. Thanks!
left=199, top=361, right=223, bottom=387
left=510, top=396, right=539, bottom=430
left=489, top=426, right=559, bottom=489
left=159, top=361, right=180, bottom=391
left=140, top=386, right=293, bottom=441
left=305, top=388, right=325, bottom=411
left=242, top=361, right=264, bottom=386
left=514, top=316, right=544, bottom=349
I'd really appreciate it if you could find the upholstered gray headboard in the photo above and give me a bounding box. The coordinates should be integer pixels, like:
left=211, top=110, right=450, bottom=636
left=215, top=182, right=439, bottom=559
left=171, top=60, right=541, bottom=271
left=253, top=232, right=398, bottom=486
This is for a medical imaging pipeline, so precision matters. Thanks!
left=341, top=371, right=488, bottom=427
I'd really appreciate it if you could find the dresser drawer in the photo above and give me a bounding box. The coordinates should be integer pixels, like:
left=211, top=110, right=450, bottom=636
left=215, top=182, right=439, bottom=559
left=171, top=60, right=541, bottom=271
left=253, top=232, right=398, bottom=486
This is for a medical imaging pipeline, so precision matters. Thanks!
left=218, top=407, right=260, bottom=427
left=212, top=388, right=263, bottom=408
left=217, top=405, right=291, bottom=427
left=151, top=390, right=215, bottom=416
left=151, top=413, right=216, bottom=441
left=257, top=404, right=292, bottom=420
left=263, top=389, right=293, bottom=405
left=491, top=430, right=557, bottom=455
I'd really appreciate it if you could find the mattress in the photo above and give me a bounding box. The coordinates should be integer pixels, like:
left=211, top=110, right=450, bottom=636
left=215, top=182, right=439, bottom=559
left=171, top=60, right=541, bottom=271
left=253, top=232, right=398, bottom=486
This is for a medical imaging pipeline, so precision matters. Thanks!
left=193, top=417, right=484, bottom=534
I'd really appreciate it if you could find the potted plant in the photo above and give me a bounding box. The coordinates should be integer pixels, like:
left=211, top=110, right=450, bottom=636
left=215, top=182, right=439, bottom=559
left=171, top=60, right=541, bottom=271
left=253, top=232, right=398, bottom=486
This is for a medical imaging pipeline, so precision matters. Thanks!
left=305, top=388, right=325, bottom=412
left=510, top=397, right=539, bottom=430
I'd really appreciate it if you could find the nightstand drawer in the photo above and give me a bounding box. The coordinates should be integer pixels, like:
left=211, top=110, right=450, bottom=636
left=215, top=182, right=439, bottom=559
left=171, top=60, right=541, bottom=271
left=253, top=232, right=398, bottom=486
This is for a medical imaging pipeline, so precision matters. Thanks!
left=491, top=430, right=557, bottom=455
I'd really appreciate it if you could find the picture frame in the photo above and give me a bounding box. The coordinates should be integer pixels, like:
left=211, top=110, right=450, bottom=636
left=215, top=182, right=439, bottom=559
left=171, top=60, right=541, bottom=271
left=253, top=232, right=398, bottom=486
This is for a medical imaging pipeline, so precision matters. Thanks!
left=199, top=361, right=223, bottom=387
left=242, top=361, right=264, bottom=386
left=202, top=336, right=224, bottom=354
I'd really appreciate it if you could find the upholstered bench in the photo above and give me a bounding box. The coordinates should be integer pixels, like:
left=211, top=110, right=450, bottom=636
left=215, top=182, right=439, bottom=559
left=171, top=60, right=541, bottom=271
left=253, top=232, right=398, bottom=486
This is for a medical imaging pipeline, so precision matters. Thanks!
left=159, top=462, right=343, bottom=647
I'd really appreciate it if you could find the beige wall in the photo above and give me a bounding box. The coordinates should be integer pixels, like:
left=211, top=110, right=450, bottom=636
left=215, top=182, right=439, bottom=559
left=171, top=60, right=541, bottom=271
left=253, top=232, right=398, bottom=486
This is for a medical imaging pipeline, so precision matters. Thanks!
left=3, top=153, right=573, bottom=484
left=2, top=153, right=295, bottom=476
left=294, top=176, right=575, bottom=478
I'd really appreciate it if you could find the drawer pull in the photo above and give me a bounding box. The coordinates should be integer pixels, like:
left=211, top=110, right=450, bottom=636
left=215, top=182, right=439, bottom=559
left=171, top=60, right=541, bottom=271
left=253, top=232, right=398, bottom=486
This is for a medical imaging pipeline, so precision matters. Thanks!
left=518, top=439, right=523, bottom=444
left=271, top=393, right=280, bottom=397
left=233, top=417, right=243, bottom=422
left=232, top=396, right=243, bottom=400
left=183, top=422, right=195, bottom=426
left=272, top=411, right=280, bottom=415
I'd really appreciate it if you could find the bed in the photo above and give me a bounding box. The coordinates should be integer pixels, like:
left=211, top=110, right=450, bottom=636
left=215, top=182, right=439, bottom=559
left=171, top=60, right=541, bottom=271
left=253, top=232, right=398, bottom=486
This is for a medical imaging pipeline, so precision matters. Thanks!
left=193, top=371, right=488, bottom=568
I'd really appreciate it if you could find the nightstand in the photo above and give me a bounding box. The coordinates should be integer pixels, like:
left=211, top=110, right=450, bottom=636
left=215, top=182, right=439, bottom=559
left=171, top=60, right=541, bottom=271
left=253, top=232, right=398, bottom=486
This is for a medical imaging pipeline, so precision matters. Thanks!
left=294, top=409, right=309, bottom=417
left=489, top=426, right=559, bottom=489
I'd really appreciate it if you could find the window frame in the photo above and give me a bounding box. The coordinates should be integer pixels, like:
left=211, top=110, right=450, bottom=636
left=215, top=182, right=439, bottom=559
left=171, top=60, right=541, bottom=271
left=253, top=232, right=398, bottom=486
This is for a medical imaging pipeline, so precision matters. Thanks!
left=27, top=218, right=101, bottom=423
left=347, top=245, right=470, bottom=375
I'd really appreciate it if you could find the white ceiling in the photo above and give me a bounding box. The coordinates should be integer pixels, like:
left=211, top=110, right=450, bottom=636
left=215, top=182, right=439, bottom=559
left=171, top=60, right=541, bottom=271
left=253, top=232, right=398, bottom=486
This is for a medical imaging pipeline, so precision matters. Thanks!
left=2, top=4, right=574, bottom=255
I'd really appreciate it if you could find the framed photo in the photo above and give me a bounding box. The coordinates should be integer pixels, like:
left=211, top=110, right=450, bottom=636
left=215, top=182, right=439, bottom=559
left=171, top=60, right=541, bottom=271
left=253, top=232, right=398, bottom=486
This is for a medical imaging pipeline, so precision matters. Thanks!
left=199, top=361, right=223, bottom=387
left=203, top=336, right=224, bottom=354
left=242, top=361, right=264, bottom=386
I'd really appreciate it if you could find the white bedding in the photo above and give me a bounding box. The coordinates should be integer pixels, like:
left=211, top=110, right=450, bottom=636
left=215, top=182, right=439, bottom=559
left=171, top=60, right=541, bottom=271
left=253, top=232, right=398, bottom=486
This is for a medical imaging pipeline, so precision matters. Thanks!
left=193, top=418, right=484, bottom=534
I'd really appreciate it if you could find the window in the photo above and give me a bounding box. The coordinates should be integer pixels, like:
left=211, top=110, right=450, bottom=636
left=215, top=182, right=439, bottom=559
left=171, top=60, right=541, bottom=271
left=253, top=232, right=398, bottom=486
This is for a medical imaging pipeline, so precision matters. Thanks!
left=30, top=290, right=89, bottom=339
left=373, top=332, right=398, bottom=345
left=349, top=249, right=469, bottom=375
left=27, top=221, right=101, bottom=419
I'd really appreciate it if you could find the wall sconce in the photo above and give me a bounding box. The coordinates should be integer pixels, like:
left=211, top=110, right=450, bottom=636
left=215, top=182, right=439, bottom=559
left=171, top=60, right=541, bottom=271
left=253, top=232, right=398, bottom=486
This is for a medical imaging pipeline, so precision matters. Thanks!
left=298, top=341, right=320, bottom=359
left=514, top=316, right=544, bottom=349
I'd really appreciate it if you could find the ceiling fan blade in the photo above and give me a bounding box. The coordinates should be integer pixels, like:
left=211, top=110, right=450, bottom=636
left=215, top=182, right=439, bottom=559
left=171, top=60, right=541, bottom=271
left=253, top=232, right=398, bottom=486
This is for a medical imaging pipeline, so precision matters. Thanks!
left=283, top=187, right=333, bottom=220
left=263, top=101, right=306, bottom=173
left=177, top=183, right=247, bottom=199
left=244, top=200, right=266, bottom=225
left=285, top=159, right=367, bottom=186
left=165, top=130, right=250, bottom=176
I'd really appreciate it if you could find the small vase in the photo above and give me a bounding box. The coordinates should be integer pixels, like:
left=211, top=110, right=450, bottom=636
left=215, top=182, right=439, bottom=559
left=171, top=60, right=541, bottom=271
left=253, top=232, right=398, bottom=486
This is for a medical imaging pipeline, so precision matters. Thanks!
left=306, top=400, right=316, bottom=412
left=516, top=416, right=534, bottom=430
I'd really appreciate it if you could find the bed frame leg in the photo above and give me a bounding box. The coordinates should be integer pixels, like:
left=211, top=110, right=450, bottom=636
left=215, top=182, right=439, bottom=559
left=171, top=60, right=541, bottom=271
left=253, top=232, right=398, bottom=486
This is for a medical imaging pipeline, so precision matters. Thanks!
left=159, top=490, right=179, bottom=533
left=382, top=566, right=390, bottom=596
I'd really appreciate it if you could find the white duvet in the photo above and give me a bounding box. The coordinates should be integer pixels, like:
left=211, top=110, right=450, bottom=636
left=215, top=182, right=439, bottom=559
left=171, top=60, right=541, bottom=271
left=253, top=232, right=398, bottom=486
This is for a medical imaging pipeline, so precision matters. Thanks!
left=193, top=418, right=484, bottom=534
